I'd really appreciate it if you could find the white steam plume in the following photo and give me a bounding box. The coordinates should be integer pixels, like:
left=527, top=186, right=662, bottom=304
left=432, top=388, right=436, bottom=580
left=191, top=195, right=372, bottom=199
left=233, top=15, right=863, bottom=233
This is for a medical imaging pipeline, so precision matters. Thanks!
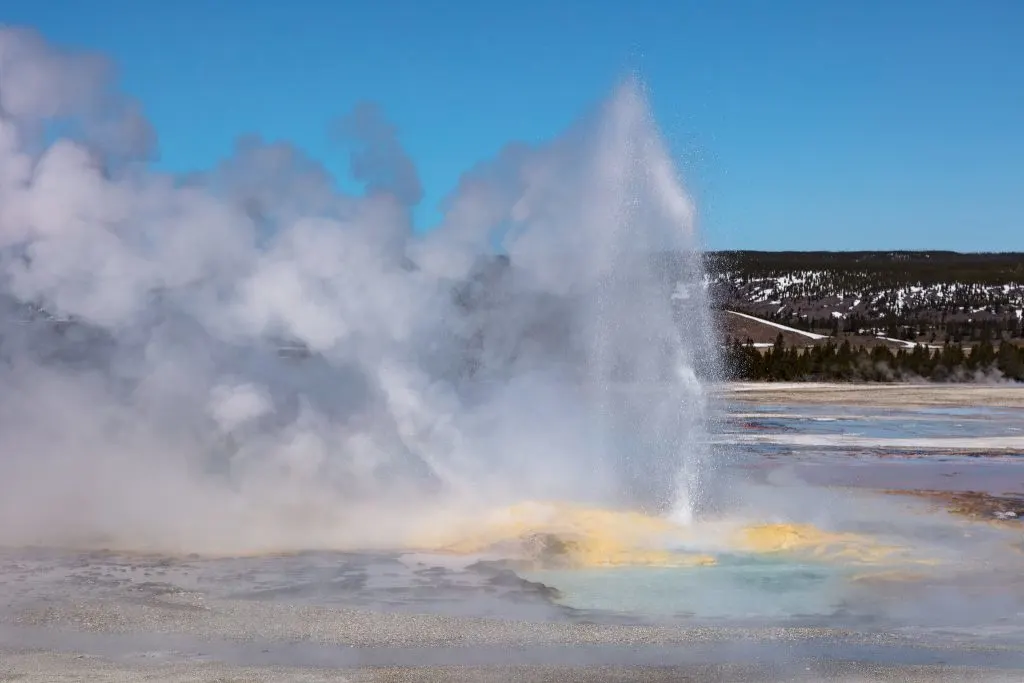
left=0, top=26, right=719, bottom=554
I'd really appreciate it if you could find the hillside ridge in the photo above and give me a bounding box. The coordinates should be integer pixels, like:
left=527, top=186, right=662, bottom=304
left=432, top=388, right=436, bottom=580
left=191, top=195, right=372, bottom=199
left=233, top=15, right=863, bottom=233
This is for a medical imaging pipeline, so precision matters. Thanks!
left=706, top=250, right=1024, bottom=344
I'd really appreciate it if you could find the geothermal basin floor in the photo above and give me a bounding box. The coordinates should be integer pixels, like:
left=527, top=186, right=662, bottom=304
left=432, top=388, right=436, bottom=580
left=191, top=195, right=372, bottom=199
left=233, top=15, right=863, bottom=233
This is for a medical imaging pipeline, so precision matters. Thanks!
left=3, top=385, right=1024, bottom=681
left=3, top=591, right=1024, bottom=682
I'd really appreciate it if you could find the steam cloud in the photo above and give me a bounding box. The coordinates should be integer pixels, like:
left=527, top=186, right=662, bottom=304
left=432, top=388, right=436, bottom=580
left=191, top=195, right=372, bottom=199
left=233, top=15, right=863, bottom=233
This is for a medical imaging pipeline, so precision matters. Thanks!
left=0, top=27, right=718, bottom=554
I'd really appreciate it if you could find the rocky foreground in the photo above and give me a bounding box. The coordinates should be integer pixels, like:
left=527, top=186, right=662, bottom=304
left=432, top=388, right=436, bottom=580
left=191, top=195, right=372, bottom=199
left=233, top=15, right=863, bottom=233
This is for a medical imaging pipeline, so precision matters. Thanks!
left=3, top=649, right=1023, bottom=683
left=2, top=560, right=1024, bottom=682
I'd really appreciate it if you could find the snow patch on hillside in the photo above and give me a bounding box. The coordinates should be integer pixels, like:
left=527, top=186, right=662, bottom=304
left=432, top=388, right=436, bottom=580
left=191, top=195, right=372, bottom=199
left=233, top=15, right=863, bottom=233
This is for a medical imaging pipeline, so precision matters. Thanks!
left=726, top=310, right=828, bottom=340
left=714, top=269, right=1024, bottom=318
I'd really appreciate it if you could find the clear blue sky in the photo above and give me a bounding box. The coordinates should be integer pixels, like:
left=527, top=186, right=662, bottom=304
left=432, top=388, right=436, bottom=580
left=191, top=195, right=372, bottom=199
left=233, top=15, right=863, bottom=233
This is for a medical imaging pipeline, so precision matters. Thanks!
left=2, top=0, right=1022, bottom=250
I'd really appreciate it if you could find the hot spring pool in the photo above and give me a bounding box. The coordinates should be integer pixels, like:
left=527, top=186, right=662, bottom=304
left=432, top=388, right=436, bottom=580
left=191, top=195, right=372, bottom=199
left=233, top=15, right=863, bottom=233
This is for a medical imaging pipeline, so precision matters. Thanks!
left=524, top=554, right=852, bottom=620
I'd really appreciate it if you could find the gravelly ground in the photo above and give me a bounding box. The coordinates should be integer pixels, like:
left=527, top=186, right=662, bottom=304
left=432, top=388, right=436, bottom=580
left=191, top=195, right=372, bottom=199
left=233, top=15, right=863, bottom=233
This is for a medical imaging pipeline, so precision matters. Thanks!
left=3, top=590, right=1023, bottom=681
left=4, top=649, right=1023, bottom=683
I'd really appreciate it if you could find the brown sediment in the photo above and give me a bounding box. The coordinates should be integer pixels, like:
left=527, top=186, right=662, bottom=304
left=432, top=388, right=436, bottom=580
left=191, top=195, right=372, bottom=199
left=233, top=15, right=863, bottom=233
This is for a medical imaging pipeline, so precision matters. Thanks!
left=884, top=489, right=1024, bottom=523
left=724, top=383, right=1024, bottom=408
left=849, top=570, right=930, bottom=584
left=416, top=502, right=916, bottom=569
left=733, top=523, right=903, bottom=564
left=418, top=502, right=718, bottom=569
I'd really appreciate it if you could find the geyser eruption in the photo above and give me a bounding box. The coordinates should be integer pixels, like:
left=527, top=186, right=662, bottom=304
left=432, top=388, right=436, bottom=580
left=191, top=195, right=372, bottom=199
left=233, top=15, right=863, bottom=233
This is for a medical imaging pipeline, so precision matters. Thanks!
left=0, top=27, right=718, bottom=554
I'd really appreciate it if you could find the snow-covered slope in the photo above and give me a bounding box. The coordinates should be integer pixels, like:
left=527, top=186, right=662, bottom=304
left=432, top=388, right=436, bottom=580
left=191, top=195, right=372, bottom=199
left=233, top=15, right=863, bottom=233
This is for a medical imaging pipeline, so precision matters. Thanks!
left=711, top=267, right=1024, bottom=338
left=714, top=269, right=1024, bottom=317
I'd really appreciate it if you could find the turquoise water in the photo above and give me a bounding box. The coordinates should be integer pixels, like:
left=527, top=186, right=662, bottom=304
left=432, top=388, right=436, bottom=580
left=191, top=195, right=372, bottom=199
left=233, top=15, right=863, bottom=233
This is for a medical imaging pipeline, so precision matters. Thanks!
left=526, top=554, right=851, bottom=620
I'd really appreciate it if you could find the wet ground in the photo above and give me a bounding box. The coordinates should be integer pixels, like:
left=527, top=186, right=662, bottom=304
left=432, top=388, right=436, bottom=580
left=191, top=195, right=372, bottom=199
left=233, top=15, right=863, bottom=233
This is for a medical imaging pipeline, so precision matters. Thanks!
left=704, top=401, right=1024, bottom=642
left=2, top=389, right=1024, bottom=680
left=724, top=401, right=1024, bottom=498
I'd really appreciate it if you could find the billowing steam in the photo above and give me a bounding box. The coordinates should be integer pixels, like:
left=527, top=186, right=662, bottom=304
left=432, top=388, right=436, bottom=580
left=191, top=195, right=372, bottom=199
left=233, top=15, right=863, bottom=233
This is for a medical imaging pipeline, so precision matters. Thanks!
left=0, top=26, right=718, bottom=554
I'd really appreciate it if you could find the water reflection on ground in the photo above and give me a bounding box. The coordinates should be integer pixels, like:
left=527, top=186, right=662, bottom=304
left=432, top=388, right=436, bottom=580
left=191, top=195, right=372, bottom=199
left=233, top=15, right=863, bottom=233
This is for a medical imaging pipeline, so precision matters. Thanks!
left=723, top=402, right=1024, bottom=491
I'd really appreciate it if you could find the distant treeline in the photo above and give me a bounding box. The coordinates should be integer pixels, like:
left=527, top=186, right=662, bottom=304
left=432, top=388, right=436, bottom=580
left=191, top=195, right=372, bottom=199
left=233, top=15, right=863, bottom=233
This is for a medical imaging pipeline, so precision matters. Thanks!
left=705, top=250, right=1024, bottom=286
left=725, top=334, right=1024, bottom=383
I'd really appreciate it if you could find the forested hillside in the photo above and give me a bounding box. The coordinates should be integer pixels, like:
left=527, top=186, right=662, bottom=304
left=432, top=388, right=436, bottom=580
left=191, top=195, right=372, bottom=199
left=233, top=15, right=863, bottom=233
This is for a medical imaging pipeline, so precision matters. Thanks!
left=706, top=251, right=1024, bottom=344
left=724, top=333, right=1024, bottom=383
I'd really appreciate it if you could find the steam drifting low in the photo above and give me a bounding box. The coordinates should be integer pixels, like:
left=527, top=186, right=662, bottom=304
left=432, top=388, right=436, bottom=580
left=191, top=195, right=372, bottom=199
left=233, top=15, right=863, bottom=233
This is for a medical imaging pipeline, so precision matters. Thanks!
left=0, top=27, right=718, bottom=554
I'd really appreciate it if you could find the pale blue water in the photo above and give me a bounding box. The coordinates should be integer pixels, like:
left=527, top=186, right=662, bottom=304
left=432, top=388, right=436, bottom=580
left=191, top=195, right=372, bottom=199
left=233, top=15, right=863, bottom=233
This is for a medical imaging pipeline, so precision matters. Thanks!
left=527, top=555, right=850, bottom=621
